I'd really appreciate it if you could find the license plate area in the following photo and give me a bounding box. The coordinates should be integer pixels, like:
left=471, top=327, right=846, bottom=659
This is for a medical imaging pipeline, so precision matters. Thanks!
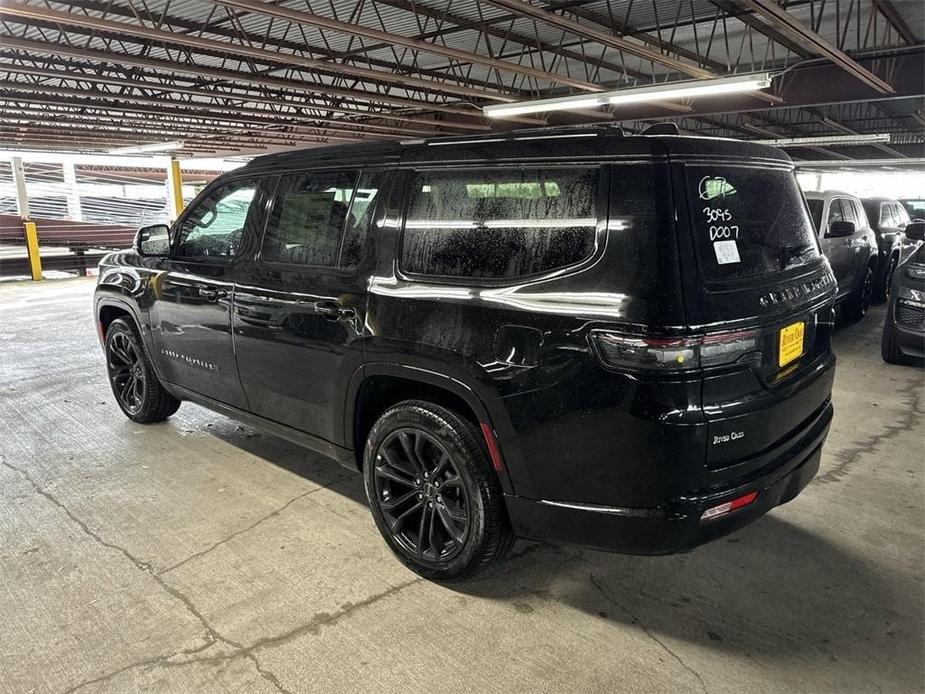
left=778, top=321, right=805, bottom=368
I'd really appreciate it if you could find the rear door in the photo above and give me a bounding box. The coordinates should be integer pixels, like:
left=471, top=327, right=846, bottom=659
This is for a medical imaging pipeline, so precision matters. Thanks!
left=150, top=176, right=264, bottom=409
left=232, top=169, right=389, bottom=443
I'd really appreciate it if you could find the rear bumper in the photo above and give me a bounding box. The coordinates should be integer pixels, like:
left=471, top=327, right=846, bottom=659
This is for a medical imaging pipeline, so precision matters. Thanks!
left=505, top=401, right=832, bottom=555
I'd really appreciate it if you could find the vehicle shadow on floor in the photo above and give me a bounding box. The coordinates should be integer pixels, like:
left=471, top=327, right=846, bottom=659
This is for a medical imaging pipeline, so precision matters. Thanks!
left=459, top=514, right=922, bottom=671
left=206, top=421, right=922, bottom=686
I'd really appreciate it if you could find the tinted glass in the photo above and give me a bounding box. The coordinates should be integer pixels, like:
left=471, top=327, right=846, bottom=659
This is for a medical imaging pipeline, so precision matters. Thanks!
left=688, top=166, right=819, bottom=282
left=827, top=199, right=845, bottom=226
left=807, top=199, right=824, bottom=231
left=401, top=168, right=599, bottom=279
left=840, top=198, right=859, bottom=226
left=175, top=179, right=258, bottom=258
left=879, top=203, right=894, bottom=227
left=262, top=171, right=357, bottom=266
left=903, top=200, right=925, bottom=220
left=852, top=200, right=868, bottom=228
left=340, top=171, right=386, bottom=268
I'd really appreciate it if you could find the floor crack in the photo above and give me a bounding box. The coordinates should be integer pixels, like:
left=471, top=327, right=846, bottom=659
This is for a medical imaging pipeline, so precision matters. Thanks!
left=0, top=456, right=293, bottom=694
left=814, top=376, right=923, bottom=485
left=589, top=574, right=708, bottom=694
left=160, top=473, right=356, bottom=575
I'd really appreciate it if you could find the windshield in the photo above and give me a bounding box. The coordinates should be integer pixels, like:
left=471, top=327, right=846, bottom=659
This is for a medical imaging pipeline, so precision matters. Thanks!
left=687, top=166, right=821, bottom=283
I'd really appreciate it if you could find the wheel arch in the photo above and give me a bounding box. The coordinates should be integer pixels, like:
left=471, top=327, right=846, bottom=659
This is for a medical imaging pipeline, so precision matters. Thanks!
left=345, top=363, right=515, bottom=494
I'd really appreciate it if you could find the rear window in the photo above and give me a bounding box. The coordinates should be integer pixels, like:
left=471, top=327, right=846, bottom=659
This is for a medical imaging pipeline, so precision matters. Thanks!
left=400, top=167, right=599, bottom=279
left=687, top=166, right=820, bottom=283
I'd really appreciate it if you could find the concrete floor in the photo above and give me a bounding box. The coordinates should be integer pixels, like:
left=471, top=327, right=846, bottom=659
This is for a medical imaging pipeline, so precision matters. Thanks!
left=0, top=277, right=922, bottom=694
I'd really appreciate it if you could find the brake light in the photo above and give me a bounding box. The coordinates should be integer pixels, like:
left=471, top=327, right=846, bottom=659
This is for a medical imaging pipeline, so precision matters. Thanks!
left=591, top=329, right=758, bottom=371
left=700, top=491, right=758, bottom=521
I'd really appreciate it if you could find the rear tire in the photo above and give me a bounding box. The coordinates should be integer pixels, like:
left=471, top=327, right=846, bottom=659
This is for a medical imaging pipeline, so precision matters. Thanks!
left=105, top=317, right=181, bottom=423
left=881, top=314, right=909, bottom=365
left=363, top=400, right=513, bottom=580
left=873, top=255, right=896, bottom=304
left=842, top=264, right=873, bottom=322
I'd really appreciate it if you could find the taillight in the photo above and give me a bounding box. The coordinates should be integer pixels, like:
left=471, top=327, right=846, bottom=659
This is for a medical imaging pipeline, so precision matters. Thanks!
left=591, top=329, right=758, bottom=371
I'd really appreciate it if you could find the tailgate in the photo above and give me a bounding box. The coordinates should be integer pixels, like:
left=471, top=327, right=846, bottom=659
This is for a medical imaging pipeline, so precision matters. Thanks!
left=702, top=307, right=835, bottom=470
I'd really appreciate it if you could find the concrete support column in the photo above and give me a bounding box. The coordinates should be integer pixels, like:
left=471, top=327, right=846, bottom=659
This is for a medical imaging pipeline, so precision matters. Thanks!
left=63, top=161, right=83, bottom=221
left=11, top=156, right=30, bottom=220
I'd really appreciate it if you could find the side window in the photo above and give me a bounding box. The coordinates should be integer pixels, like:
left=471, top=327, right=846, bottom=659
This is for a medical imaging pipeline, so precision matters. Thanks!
left=840, top=198, right=859, bottom=226
left=896, top=203, right=911, bottom=227
left=879, top=203, right=894, bottom=228
left=175, top=179, right=258, bottom=258
left=401, top=167, right=599, bottom=279
left=262, top=171, right=357, bottom=267
left=853, top=200, right=868, bottom=228
left=340, top=171, right=388, bottom=268
left=827, top=199, right=845, bottom=226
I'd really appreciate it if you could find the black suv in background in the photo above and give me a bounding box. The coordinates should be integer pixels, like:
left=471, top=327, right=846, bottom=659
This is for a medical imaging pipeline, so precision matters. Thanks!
left=94, top=127, right=838, bottom=579
left=861, top=197, right=916, bottom=301
left=882, top=228, right=925, bottom=364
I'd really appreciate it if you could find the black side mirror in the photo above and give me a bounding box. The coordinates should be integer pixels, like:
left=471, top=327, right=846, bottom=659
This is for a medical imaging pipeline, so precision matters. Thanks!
left=905, top=221, right=925, bottom=242
left=134, top=224, right=170, bottom=256
left=827, top=220, right=855, bottom=238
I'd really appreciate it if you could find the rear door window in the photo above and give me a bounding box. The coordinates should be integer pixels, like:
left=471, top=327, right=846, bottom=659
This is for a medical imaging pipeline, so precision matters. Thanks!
left=879, top=203, right=894, bottom=228
left=686, top=166, right=820, bottom=283
left=400, top=167, right=599, bottom=280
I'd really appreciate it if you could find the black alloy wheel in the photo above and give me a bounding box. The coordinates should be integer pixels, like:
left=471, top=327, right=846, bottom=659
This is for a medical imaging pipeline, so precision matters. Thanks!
left=104, top=317, right=180, bottom=423
left=107, top=330, right=147, bottom=415
left=372, top=428, right=471, bottom=562
left=364, top=400, right=513, bottom=580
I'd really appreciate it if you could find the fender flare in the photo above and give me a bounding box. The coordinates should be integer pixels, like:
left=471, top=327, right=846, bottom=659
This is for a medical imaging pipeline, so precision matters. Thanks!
left=342, top=361, right=518, bottom=493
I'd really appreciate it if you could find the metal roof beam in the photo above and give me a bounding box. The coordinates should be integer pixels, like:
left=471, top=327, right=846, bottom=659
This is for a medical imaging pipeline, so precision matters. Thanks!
left=209, top=0, right=602, bottom=93
left=873, top=1, right=918, bottom=45
left=0, top=63, right=442, bottom=137
left=479, top=0, right=716, bottom=79
left=731, top=0, right=895, bottom=93
left=0, top=36, right=514, bottom=127
left=0, top=1, right=512, bottom=102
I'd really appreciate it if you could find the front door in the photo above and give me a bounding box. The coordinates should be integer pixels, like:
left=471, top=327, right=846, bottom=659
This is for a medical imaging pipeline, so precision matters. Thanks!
left=150, top=176, right=264, bottom=410
left=233, top=169, right=389, bottom=443
left=820, top=197, right=855, bottom=300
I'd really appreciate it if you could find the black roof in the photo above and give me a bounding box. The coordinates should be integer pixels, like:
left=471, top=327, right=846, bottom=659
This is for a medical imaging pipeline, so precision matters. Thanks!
left=243, top=124, right=791, bottom=173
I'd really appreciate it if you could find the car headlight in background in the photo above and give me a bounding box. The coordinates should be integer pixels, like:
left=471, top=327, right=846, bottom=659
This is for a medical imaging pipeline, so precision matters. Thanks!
left=904, top=264, right=925, bottom=280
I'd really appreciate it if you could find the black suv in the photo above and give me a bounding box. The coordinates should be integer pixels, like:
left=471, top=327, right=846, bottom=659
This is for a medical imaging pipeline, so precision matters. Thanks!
left=861, top=197, right=916, bottom=302
left=95, top=127, right=837, bottom=579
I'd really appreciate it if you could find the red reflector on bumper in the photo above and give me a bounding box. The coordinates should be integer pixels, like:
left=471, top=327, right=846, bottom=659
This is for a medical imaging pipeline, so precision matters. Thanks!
left=700, top=491, right=758, bottom=521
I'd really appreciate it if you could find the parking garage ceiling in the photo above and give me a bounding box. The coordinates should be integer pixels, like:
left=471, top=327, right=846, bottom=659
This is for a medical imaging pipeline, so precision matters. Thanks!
left=0, top=0, right=922, bottom=161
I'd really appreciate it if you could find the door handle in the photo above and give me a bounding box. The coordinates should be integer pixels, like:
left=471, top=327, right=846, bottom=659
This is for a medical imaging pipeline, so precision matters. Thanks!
left=198, top=287, right=228, bottom=302
left=314, top=300, right=356, bottom=320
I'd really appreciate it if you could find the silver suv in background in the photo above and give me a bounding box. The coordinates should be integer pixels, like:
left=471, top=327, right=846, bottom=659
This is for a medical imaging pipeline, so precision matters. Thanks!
left=805, top=190, right=878, bottom=321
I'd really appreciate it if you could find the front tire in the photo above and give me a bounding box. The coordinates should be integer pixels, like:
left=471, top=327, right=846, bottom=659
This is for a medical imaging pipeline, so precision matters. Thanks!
left=363, top=400, right=513, bottom=580
left=105, top=317, right=180, bottom=423
left=881, top=314, right=909, bottom=365
left=842, top=264, right=873, bottom=322
left=874, top=255, right=896, bottom=303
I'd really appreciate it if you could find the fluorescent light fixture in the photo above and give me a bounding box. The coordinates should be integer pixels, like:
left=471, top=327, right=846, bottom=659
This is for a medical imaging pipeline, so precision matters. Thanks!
left=754, top=134, right=891, bottom=148
left=108, top=141, right=183, bottom=154
left=483, top=73, right=772, bottom=119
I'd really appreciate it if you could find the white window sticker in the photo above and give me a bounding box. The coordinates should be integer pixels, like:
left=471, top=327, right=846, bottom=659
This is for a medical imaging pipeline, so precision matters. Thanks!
left=713, top=239, right=741, bottom=265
